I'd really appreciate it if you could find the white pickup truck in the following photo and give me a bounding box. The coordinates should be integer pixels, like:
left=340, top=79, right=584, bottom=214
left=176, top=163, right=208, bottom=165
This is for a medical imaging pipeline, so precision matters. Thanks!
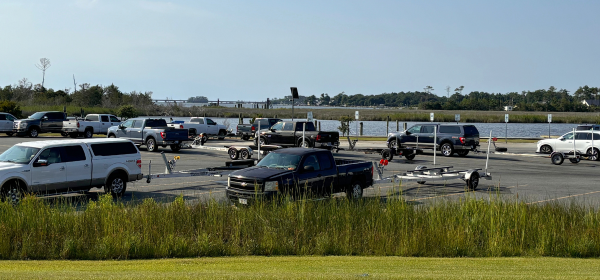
left=0, top=138, right=143, bottom=203
left=167, top=117, right=228, bottom=139
left=62, top=114, right=122, bottom=138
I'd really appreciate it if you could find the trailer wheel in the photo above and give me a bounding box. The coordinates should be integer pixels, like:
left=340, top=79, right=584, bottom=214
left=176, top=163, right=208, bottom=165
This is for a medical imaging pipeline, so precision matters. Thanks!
left=415, top=166, right=427, bottom=184
left=569, top=158, right=580, bottom=164
left=551, top=153, right=564, bottom=165
left=239, top=149, right=250, bottom=159
left=404, top=153, right=416, bottom=160
left=381, top=149, right=394, bottom=161
left=466, top=172, right=480, bottom=190
left=587, top=148, right=599, bottom=161
left=228, top=148, right=239, bottom=160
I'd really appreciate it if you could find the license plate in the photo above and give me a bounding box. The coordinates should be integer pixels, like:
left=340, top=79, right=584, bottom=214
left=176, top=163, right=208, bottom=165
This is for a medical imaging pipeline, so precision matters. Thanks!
left=239, top=198, right=248, bottom=205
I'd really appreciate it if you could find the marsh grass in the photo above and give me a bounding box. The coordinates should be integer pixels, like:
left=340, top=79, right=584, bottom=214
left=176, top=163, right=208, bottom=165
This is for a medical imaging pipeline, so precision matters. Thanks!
left=0, top=194, right=599, bottom=260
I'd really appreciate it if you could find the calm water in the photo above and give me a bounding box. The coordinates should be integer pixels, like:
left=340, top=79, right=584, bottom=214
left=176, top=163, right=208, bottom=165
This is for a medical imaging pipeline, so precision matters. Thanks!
left=159, top=116, right=578, bottom=138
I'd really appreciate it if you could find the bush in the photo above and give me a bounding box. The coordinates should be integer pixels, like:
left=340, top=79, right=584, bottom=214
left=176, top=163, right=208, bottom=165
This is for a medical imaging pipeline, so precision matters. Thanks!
left=0, top=100, right=22, bottom=118
left=117, top=105, right=137, bottom=119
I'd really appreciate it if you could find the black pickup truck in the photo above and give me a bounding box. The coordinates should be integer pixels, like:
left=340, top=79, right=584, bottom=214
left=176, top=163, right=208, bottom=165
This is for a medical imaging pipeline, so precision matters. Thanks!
left=254, top=121, right=339, bottom=149
left=236, top=118, right=281, bottom=141
left=226, top=148, right=373, bottom=203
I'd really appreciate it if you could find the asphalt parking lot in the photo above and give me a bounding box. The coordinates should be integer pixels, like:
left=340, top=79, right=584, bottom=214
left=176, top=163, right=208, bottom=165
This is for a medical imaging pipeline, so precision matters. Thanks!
left=1, top=135, right=599, bottom=205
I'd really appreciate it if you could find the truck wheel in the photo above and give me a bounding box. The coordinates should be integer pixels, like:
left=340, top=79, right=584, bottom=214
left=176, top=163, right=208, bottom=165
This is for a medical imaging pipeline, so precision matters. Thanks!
left=257, top=137, right=267, bottom=146
left=61, top=132, right=69, bottom=137
left=346, top=181, right=363, bottom=199
left=239, top=149, right=250, bottom=159
left=228, top=148, right=239, bottom=160
left=540, top=145, right=553, bottom=154
left=440, top=142, right=454, bottom=157
left=170, top=144, right=181, bottom=152
left=28, top=127, right=39, bottom=138
left=297, top=138, right=312, bottom=148
left=218, top=130, right=227, bottom=140
left=466, top=172, right=480, bottom=190
left=241, top=135, right=250, bottom=141
left=404, top=153, right=416, bottom=160
left=146, top=138, right=158, bottom=152
left=388, top=139, right=397, bottom=149
left=105, top=173, right=127, bottom=198
left=69, top=133, right=78, bottom=138
left=456, top=150, right=469, bottom=157
left=1, top=180, right=25, bottom=205
left=551, top=153, right=564, bottom=165
left=84, top=129, right=93, bottom=138
left=381, top=149, right=394, bottom=161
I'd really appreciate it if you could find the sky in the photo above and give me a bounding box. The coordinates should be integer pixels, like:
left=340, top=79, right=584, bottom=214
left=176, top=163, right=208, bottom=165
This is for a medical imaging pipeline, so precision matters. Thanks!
left=1, top=0, right=599, bottom=101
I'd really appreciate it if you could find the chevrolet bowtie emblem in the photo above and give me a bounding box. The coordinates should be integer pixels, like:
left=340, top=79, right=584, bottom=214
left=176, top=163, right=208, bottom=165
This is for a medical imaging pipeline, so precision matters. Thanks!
left=241, top=182, right=247, bottom=187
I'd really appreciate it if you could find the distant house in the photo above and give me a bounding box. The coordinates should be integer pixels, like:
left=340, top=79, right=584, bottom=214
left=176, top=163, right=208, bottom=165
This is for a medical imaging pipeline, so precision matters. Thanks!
left=504, top=106, right=513, bottom=111
left=582, top=100, right=600, bottom=107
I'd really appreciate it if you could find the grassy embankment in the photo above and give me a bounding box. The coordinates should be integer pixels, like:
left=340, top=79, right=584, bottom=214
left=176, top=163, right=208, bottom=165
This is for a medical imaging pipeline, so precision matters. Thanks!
left=1, top=257, right=599, bottom=279
left=1, top=194, right=599, bottom=260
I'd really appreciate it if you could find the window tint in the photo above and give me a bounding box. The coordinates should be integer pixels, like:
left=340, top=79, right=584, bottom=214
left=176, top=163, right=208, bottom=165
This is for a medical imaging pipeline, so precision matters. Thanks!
left=38, top=147, right=62, bottom=164
left=463, top=126, right=479, bottom=136
left=593, top=134, right=600, bottom=140
left=269, top=119, right=279, bottom=126
left=283, top=123, right=293, bottom=131
left=91, top=142, right=138, bottom=156
left=206, top=119, right=216, bottom=125
left=191, top=118, right=205, bottom=124
left=317, top=153, right=332, bottom=170
left=562, top=132, right=574, bottom=140
left=302, top=155, right=320, bottom=171
left=6, top=115, right=15, bottom=121
left=421, top=125, right=435, bottom=134
left=145, top=119, right=167, bottom=127
left=63, top=145, right=86, bottom=162
left=271, top=122, right=283, bottom=131
left=47, top=113, right=64, bottom=119
left=86, top=115, right=99, bottom=121
left=101, top=116, right=109, bottom=122
left=296, top=122, right=316, bottom=131
left=121, top=120, right=133, bottom=128
left=110, top=116, right=120, bottom=122
left=0, top=114, right=6, bottom=121
left=439, top=126, right=461, bottom=134
left=407, top=125, right=421, bottom=134
left=576, top=133, right=590, bottom=140
left=132, top=120, right=143, bottom=128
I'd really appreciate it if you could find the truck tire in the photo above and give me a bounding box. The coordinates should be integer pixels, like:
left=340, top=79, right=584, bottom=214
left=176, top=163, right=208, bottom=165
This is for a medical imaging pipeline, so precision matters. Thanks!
left=28, top=127, right=39, bottom=138
left=1, top=180, right=25, bottom=205
left=61, top=132, right=69, bottom=137
left=241, top=135, right=250, bottom=141
left=297, top=138, right=312, bottom=148
left=218, top=130, right=227, bottom=140
left=228, top=148, right=239, bottom=160
left=440, top=142, right=454, bottom=157
left=5, top=132, right=13, bottom=136
left=404, top=153, right=416, bottom=160
left=146, top=137, right=159, bottom=152
left=105, top=173, right=127, bottom=198
left=170, top=144, right=181, bottom=152
left=69, top=133, right=78, bottom=138
left=84, top=129, right=93, bottom=138
left=346, top=180, right=363, bottom=199
left=387, top=139, right=397, bottom=149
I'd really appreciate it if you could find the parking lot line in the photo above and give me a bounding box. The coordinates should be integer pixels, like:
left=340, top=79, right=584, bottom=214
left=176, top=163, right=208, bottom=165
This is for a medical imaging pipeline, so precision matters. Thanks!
left=526, top=190, right=600, bottom=205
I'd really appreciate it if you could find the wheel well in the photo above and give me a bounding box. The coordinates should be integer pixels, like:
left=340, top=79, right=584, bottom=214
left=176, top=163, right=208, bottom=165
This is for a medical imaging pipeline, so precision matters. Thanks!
left=218, top=129, right=227, bottom=135
left=146, top=136, right=156, bottom=143
left=85, top=127, right=93, bottom=132
left=106, top=169, right=128, bottom=185
left=2, top=179, right=27, bottom=192
left=108, top=133, right=116, bottom=137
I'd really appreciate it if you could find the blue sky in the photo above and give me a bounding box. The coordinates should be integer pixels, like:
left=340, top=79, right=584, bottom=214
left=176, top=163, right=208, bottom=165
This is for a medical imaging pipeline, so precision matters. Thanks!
left=1, top=0, right=599, bottom=101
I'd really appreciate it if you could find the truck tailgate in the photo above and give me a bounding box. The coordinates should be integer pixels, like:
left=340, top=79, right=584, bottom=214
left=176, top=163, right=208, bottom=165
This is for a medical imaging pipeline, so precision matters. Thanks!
left=318, top=132, right=339, bottom=143
left=163, top=129, right=190, bottom=141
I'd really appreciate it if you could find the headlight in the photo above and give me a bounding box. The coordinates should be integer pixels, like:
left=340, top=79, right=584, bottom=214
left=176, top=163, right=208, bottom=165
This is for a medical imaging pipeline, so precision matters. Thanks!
left=264, top=181, right=279, bottom=192
left=20, top=123, right=26, bottom=128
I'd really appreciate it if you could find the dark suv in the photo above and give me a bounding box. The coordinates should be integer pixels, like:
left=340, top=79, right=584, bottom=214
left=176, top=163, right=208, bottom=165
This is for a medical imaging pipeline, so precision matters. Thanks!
left=576, top=124, right=600, bottom=131
left=386, top=124, right=480, bottom=157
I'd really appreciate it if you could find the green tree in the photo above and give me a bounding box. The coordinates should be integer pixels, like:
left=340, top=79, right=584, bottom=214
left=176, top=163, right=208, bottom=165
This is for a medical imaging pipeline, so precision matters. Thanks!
left=0, top=100, right=22, bottom=118
left=117, top=105, right=137, bottom=119
left=337, top=115, right=353, bottom=136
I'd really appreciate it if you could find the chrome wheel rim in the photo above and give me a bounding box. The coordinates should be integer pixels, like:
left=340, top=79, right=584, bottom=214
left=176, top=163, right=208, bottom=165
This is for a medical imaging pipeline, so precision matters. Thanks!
left=352, top=184, right=361, bottom=198
left=228, top=150, right=237, bottom=159
left=389, top=140, right=396, bottom=148
left=147, top=140, right=155, bottom=151
left=86, top=131, right=92, bottom=138
left=442, top=144, right=451, bottom=156
left=588, top=149, right=598, bottom=161
left=30, top=129, right=38, bottom=137
left=111, top=178, right=124, bottom=194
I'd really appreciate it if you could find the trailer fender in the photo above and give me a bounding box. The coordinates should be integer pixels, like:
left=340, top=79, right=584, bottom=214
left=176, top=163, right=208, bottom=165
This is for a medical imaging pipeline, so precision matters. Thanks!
left=464, top=170, right=478, bottom=181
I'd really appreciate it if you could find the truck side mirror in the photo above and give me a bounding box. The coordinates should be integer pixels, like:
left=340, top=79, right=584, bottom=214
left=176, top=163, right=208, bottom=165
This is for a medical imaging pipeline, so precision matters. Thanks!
left=42, top=116, right=48, bottom=121
left=119, top=124, right=125, bottom=129
left=33, top=159, right=48, bottom=167
left=303, top=165, right=315, bottom=172
left=405, top=131, right=411, bottom=135
left=270, top=129, right=276, bottom=132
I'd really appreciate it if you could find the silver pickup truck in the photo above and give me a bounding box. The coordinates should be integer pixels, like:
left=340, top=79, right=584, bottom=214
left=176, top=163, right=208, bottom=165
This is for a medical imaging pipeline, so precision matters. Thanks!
left=107, top=118, right=190, bottom=152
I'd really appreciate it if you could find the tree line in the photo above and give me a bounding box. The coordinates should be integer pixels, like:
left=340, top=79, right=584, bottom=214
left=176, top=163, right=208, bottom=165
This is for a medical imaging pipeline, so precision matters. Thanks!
left=271, top=86, right=600, bottom=112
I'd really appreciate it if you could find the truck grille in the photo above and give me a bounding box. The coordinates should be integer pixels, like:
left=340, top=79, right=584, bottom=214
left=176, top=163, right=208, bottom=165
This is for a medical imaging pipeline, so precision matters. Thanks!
left=229, top=177, right=263, bottom=191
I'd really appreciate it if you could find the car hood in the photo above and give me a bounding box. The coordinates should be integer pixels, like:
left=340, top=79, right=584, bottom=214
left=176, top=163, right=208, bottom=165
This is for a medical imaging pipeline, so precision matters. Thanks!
left=15, top=118, right=36, bottom=122
left=229, top=166, right=292, bottom=180
left=0, top=162, right=25, bottom=172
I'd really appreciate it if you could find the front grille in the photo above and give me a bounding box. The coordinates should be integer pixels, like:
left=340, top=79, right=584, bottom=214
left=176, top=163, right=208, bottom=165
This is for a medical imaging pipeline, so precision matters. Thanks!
left=229, top=177, right=263, bottom=191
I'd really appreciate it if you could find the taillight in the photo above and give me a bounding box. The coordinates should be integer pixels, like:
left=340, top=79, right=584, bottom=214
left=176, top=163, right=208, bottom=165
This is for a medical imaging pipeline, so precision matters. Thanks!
left=180, top=125, right=184, bottom=129
left=459, top=137, right=466, bottom=144
left=316, top=135, right=321, bottom=141
left=136, top=159, right=142, bottom=169
left=371, top=165, right=374, bottom=177
left=160, top=132, right=166, bottom=139
left=251, top=126, right=255, bottom=132
left=77, top=122, right=80, bottom=128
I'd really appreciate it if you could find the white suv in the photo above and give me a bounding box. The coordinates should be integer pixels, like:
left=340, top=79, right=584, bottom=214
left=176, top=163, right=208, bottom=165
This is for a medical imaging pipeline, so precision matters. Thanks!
left=0, top=138, right=143, bottom=203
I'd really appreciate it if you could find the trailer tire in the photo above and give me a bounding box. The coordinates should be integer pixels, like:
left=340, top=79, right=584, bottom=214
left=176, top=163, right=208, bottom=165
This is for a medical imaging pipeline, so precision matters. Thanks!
left=239, top=149, right=250, bottom=159
left=381, top=149, right=394, bottom=161
left=540, top=145, right=553, bottom=154
left=440, top=142, right=454, bottom=157
left=466, top=172, right=480, bottom=190
left=569, top=158, right=580, bottom=164
left=346, top=180, right=363, bottom=199
left=146, top=137, right=158, bottom=152
left=551, top=153, right=564, bottom=165
left=228, top=148, right=239, bottom=160
left=404, top=153, right=416, bottom=160
left=587, top=148, right=599, bottom=161
left=170, top=144, right=181, bottom=152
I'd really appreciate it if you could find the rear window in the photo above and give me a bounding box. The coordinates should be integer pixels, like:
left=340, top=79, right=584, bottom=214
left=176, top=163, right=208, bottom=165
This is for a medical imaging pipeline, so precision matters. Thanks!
left=91, top=142, right=138, bottom=156
left=295, top=122, right=316, bottom=131
left=439, top=126, right=461, bottom=134
left=145, top=119, right=167, bottom=127
left=463, top=126, right=479, bottom=136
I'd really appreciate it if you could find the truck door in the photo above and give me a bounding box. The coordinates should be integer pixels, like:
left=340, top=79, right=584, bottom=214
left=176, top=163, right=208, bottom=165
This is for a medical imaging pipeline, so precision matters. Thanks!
left=190, top=118, right=207, bottom=135
left=317, top=152, right=337, bottom=195
left=403, top=125, right=421, bottom=148
left=266, top=122, right=285, bottom=144
left=100, top=115, right=110, bottom=133
left=296, top=154, right=324, bottom=196
left=129, top=120, right=144, bottom=144
left=30, top=147, right=67, bottom=192
left=420, top=125, right=436, bottom=148
left=109, top=115, right=121, bottom=129
left=206, top=118, right=219, bottom=135
left=116, top=119, right=133, bottom=140
left=63, top=145, right=92, bottom=188
left=0, top=114, right=8, bottom=131
left=49, top=112, right=65, bottom=132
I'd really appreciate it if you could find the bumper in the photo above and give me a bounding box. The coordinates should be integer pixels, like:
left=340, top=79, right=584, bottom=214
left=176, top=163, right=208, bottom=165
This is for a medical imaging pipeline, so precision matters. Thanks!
left=454, top=145, right=479, bottom=151
left=129, top=173, right=144, bottom=182
left=157, top=140, right=188, bottom=145
left=13, top=129, right=27, bottom=133
left=226, top=188, right=277, bottom=204
left=63, top=128, right=80, bottom=133
left=315, top=141, right=340, bottom=148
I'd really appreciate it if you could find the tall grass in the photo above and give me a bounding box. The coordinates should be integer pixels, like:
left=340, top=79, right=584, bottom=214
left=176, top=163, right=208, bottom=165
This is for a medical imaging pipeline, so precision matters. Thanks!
left=0, top=194, right=599, bottom=260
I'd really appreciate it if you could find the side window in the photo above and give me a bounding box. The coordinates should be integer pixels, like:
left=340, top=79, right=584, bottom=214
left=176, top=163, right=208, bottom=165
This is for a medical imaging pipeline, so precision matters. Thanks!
left=6, top=115, right=16, bottom=121
left=86, top=115, right=99, bottom=122
left=91, top=142, right=138, bottom=156
left=302, top=155, right=320, bottom=171
left=439, top=126, right=461, bottom=134
left=317, top=153, right=332, bottom=170
left=51, top=112, right=65, bottom=119
left=269, top=119, right=279, bottom=126
left=282, top=123, right=293, bottom=131
left=295, top=123, right=313, bottom=131
left=121, top=120, right=133, bottom=128
left=593, top=134, right=600, bottom=140
left=37, top=147, right=63, bottom=164
left=407, top=125, right=421, bottom=134
left=110, top=116, right=120, bottom=122
left=132, top=120, right=143, bottom=128
left=562, top=132, right=574, bottom=140
left=191, top=118, right=205, bottom=124
left=101, top=116, right=109, bottom=122
left=0, top=114, right=6, bottom=121
left=63, top=145, right=86, bottom=162
left=206, top=119, right=216, bottom=125
left=421, top=125, right=435, bottom=134
left=271, top=122, right=283, bottom=131
left=576, top=133, right=590, bottom=140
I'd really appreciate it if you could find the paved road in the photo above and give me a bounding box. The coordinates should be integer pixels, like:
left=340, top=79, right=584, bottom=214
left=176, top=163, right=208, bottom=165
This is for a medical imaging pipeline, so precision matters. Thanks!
left=1, top=135, right=599, bottom=205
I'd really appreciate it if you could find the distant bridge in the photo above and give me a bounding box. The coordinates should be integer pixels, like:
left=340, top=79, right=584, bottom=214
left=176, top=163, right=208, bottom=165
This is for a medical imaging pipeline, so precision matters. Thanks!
left=153, top=99, right=268, bottom=104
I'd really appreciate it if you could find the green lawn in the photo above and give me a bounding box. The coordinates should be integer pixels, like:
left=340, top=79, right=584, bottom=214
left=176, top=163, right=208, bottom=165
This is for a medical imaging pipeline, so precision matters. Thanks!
left=0, top=257, right=598, bottom=279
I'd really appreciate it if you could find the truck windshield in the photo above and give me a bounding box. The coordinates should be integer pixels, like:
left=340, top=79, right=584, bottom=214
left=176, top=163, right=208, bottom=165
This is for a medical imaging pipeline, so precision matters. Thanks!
left=145, top=119, right=168, bottom=127
left=0, top=145, right=40, bottom=164
left=29, top=112, right=46, bottom=119
left=256, top=153, right=302, bottom=170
